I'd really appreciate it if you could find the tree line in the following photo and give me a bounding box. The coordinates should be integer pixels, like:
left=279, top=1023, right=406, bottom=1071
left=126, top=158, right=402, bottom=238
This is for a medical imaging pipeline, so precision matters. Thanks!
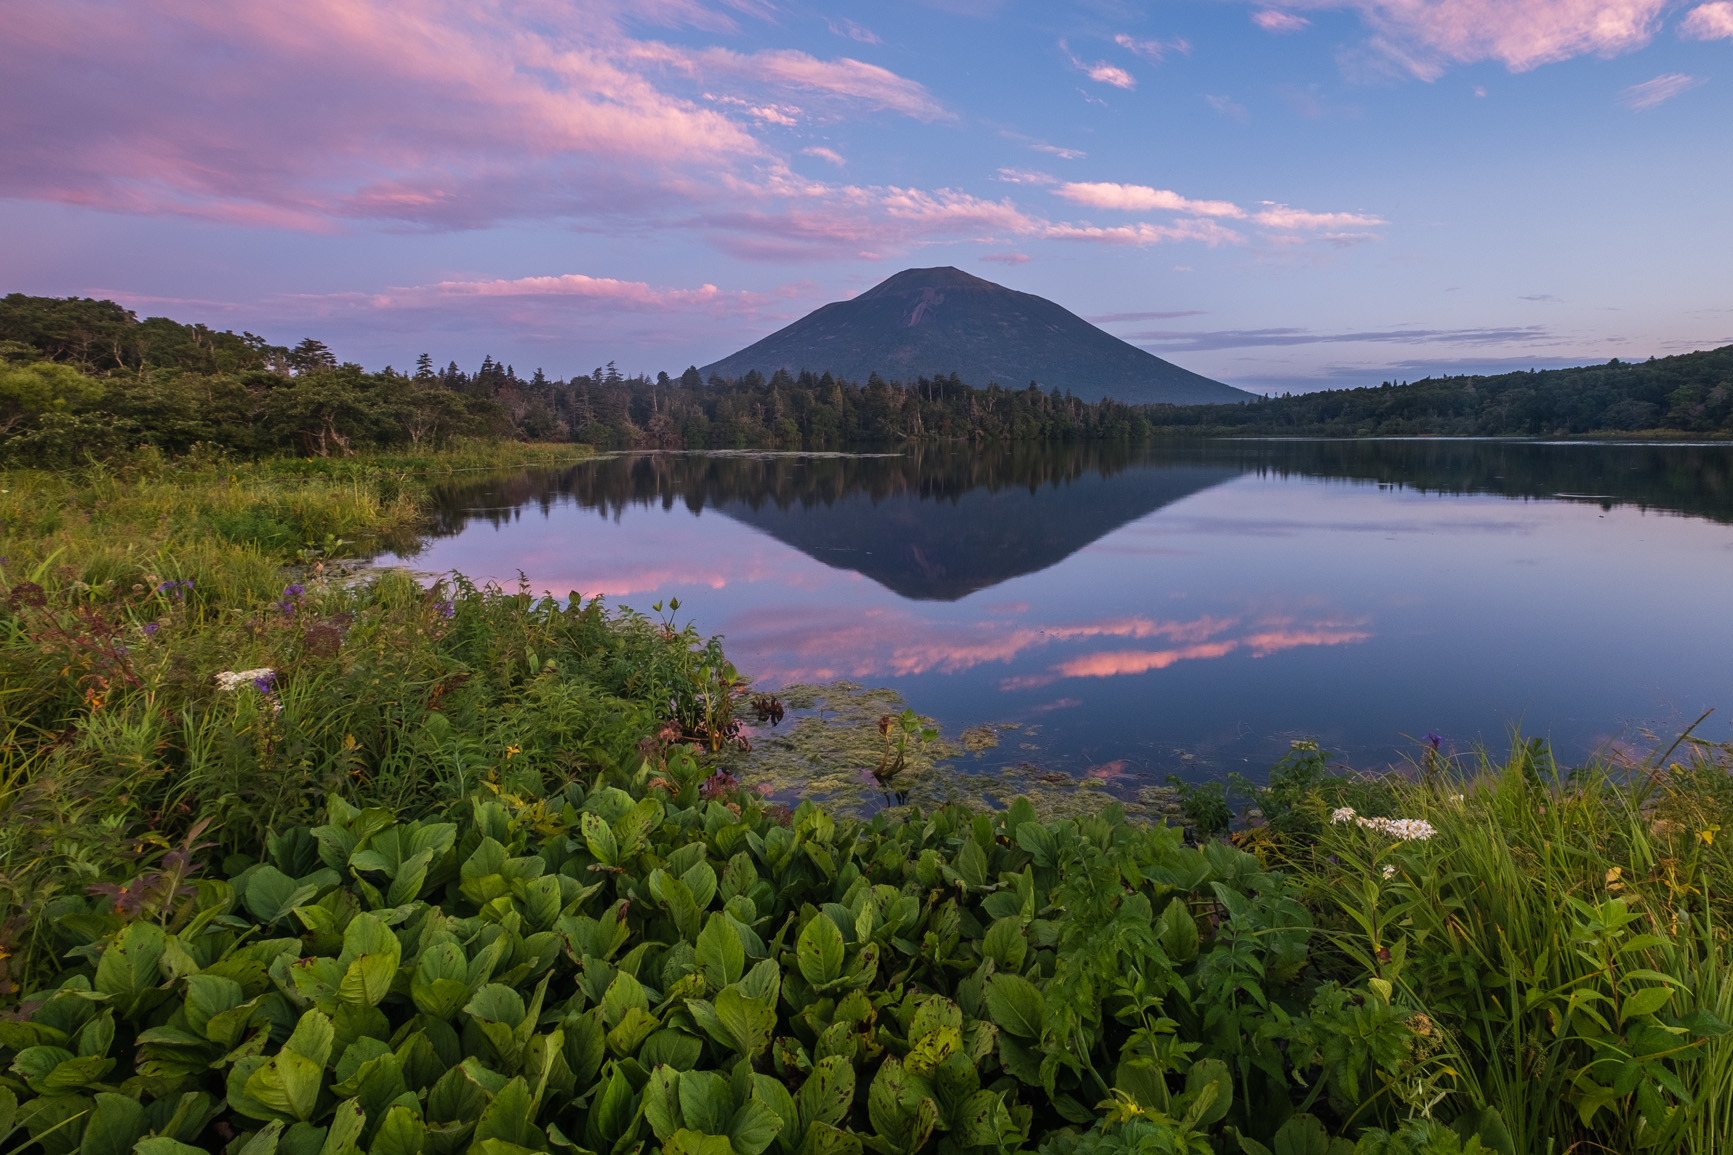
left=1149, top=349, right=1733, bottom=437
left=4, top=292, right=1731, bottom=464
left=0, top=294, right=1160, bottom=463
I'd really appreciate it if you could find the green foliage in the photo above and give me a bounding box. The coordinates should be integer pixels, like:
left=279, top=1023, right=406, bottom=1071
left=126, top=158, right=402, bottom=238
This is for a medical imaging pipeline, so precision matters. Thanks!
left=0, top=768, right=1440, bottom=1155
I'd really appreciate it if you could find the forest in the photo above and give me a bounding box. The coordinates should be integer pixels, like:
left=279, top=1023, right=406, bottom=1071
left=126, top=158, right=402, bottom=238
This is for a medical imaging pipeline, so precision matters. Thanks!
left=4, top=293, right=1731, bottom=466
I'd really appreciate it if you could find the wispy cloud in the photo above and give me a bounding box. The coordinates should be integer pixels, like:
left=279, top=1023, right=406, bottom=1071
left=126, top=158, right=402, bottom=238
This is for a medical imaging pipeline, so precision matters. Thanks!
left=980, top=252, right=1031, bottom=264
left=1252, top=203, right=1386, bottom=228
left=1253, top=9, right=1312, bottom=32
left=1681, top=1, right=1733, bottom=38
left=1619, top=72, right=1704, bottom=109
left=1132, top=325, right=1553, bottom=352
left=1205, top=94, right=1250, bottom=121
left=1061, top=40, right=1137, bottom=89
left=1051, top=184, right=1384, bottom=241
left=1113, top=33, right=1191, bottom=61
left=638, top=44, right=952, bottom=121
left=801, top=146, right=846, bottom=166
left=826, top=17, right=882, bottom=45
left=1056, top=182, right=1245, bottom=217
left=995, top=168, right=1057, bottom=184
left=1087, top=310, right=1208, bottom=322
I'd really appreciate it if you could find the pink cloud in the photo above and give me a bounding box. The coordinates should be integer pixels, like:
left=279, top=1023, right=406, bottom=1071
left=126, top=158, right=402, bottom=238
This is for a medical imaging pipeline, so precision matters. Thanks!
left=1681, top=2, right=1733, bottom=38
left=802, top=147, right=847, bottom=166
left=1252, top=204, right=1387, bottom=228
left=1043, top=220, right=1247, bottom=247
left=1262, top=0, right=1671, bottom=75
left=1056, top=182, right=1246, bottom=218
left=0, top=0, right=953, bottom=244
left=981, top=253, right=1032, bottom=265
left=1253, top=9, right=1313, bottom=32
left=1242, top=627, right=1371, bottom=656
left=1054, top=642, right=1241, bottom=679
left=639, top=44, right=952, bottom=120
left=1061, top=41, right=1137, bottom=89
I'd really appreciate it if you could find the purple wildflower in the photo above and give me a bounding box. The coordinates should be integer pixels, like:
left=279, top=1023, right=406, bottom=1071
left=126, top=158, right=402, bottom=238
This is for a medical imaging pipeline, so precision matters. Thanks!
left=283, top=584, right=305, bottom=598
left=253, top=671, right=277, bottom=693
left=156, top=581, right=176, bottom=594
left=142, top=622, right=160, bottom=636
left=1424, top=732, right=1443, bottom=750
left=435, top=600, right=456, bottom=619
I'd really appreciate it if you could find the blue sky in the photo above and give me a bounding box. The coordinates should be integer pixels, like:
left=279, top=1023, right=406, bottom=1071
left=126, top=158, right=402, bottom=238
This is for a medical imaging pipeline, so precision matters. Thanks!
left=3, top=0, right=1730, bottom=392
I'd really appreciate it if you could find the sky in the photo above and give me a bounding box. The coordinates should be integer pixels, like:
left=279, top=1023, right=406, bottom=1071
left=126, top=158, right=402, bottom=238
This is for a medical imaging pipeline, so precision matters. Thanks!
left=3, top=0, right=1731, bottom=393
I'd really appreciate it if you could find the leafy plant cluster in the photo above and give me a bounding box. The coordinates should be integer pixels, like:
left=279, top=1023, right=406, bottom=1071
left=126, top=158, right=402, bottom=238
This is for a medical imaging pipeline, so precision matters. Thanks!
left=5, top=748, right=1488, bottom=1155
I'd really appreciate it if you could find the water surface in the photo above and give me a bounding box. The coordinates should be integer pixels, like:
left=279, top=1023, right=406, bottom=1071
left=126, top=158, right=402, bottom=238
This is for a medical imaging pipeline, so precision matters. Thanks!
left=384, top=440, right=1733, bottom=785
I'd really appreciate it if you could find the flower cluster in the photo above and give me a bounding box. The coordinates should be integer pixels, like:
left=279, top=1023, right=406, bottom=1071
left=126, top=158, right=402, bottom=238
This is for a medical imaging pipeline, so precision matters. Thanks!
left=156, top=579, right=194, bottom=600
left=1331, top=807, right=1437, bottom=841
left=276, top=584, right=306, bottom=616
left=214, top=667, right=275, bottom=693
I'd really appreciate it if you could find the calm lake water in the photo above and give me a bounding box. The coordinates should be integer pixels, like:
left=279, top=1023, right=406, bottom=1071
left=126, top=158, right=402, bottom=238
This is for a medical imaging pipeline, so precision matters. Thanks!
left=382, top=440, right=1733, bottom=786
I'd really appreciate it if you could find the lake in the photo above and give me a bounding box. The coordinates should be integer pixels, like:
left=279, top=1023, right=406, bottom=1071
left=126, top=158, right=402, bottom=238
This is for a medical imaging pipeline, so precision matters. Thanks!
left=381, top=439, right=1733, bottom=794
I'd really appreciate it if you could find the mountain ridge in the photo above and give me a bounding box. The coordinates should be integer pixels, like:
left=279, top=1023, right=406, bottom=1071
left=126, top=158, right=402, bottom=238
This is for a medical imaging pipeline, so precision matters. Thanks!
left=700, top=266, right=1252, bottom=406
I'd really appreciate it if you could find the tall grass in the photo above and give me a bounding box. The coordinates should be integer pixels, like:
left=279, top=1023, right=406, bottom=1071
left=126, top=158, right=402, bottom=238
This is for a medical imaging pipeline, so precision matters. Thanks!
left=0, top=441, right=649, bottom=992
left=1288, top=743, right=1733, bottom=1154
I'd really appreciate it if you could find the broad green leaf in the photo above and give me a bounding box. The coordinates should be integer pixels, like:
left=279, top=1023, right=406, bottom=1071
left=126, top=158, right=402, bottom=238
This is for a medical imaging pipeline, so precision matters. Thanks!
left=644, top=1066, right=683, bottom=1141
left=476, top=1078, right=539, bottom=1148
left=798, top=1056, right=855, bottom=1130
left=93, top=921, right=166, bottom=1008
left=582, top=812, right=619, bottom=867
left=980, top=918, right=1026, bottom=971
left=664, top=1130, right=734, bottom=1155
left=319, top=1098, right=366, bottom=1155
left=678, top=1069, right=735, bottom=1135
left=1157, top=897, right=1199, bottom=964
left=713, top=988, right=777, bottom=1059
left=797, top=1121, right=862, bottom=1155
left=1622, top=987, right=1674, bottom=1022
left=728, top=1099, right=784, bottom=1155
left=370, top=1104, right=428, bottom=1155
left=76, top=1091, right=147, bottom=1155
left=1014, top=823, right=1057, bottom=868
left=244, top=867, right=319, bottom=925
left=640, top=1030, right=704, bottom=1071
left=1178, top=1058, right=1232, bottom=1130
left=11, top=1047, right=113, bottom=1094
left=983, top=974, right=1043, bottom=1039
left=798, top=914, right=845, bottom=987
left=697, top=914, right=746, bottom=989
left=135, top=1142, right=209, bottom=1155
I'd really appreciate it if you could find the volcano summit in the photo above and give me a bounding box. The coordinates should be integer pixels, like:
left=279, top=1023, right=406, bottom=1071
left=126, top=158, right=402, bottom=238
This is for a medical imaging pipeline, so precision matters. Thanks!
left=700, top=267, right=1249, bottom=405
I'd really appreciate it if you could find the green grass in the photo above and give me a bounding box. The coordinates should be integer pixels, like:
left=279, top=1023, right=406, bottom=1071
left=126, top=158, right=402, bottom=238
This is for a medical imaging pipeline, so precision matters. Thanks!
left=1277, top=743, right=1733, bottom=1154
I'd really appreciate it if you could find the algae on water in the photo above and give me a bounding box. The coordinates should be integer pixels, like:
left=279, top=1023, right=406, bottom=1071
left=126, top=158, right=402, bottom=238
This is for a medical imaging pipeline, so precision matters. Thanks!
left=735, top=680, right=1185, bottom=822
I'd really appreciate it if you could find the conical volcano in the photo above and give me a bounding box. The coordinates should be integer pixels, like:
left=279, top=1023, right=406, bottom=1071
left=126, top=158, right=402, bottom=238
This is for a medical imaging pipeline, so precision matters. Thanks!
left=699, top=266, right=1249, bottom=405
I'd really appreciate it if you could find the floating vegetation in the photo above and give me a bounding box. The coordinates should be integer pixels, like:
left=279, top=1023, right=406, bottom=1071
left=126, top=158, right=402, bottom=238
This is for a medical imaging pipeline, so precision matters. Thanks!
left=960, top=723, right=1002, bottom=752
left=735, top=681, right=1184, bottom=822
left=732, top=681, right=961, bottom=813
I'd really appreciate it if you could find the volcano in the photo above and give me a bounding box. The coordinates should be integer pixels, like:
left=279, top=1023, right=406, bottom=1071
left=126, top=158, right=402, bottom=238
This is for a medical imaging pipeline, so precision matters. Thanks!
left=699, top=266, right=1249, bottom=405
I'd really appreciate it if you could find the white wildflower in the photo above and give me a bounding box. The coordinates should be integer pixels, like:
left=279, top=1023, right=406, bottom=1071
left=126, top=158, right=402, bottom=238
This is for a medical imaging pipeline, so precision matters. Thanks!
left=1331, top=807, right=1357, bottom=824
left=1354, top=816, right=1438, bottom=841
left=1382, top=864, right=1397, bottom=879
left=215, top=668, right=275, bottom=692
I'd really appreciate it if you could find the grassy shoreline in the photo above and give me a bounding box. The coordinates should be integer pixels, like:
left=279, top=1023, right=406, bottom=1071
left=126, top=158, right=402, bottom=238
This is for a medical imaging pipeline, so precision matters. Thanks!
left=1, top=448, right=1731, bottom=1155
